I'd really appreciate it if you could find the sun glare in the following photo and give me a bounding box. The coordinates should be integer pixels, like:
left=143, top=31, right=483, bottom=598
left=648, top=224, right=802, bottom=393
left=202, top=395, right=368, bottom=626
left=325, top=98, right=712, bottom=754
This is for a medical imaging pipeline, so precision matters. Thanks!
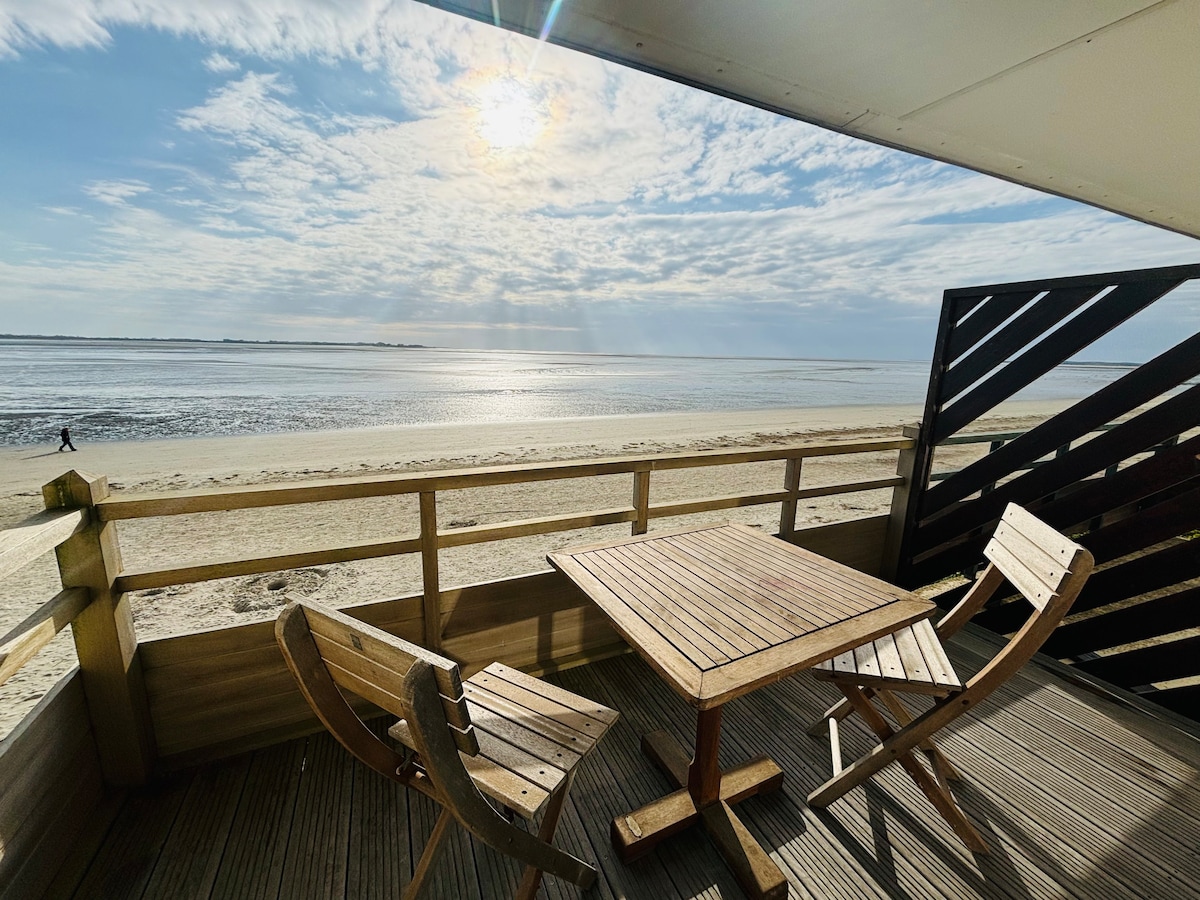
left=476, top=78, right=547, bottom=150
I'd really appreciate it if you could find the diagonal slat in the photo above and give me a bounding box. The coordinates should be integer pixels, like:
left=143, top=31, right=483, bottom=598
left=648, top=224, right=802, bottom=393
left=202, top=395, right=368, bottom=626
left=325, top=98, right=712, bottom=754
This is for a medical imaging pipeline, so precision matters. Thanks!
left=1035, top=433, right=1200, bottom=531
left=933, top=278, right=1183, bottom=443
left=1079, top=483, right=1200, bottom=563
left=915, top=383, right=1200, bottom=553
left=941, top=285, right=1102, bottom=401
left=923, top=330, right=1200, bottom=517
left=1044, top=583, right=1200, bottom=659
left=1078, top=634, right=1200, bottom=688
left=910, top=436, right=1200, bottom=584
left=945, top=290, right=1040, bottom=364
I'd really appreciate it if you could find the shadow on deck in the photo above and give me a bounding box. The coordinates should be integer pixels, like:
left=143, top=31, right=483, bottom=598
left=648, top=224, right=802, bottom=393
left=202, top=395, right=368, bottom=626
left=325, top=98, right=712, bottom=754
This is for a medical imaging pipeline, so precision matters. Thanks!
left=69, top=628, right=1200, bottom=900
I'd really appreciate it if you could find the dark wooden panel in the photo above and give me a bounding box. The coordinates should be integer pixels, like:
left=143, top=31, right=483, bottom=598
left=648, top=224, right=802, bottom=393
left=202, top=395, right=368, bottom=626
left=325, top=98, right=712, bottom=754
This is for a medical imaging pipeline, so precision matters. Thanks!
left=932, top=278, right=1184, bottom=443
left=944, top=290, right=1039, bottom=364
left=1079, top=485, right=1200, bottom=563
left=1152, top=683, right=1200, bottom=720
left=1044, top=584, right=1200, bottom=659
left=941, top=286, right=1100, bottom=401
left=976, top=539, right=1200, bottom=635
left=941, top=263, right=1200, bottom=299
left=1077, top=634, right=1200, bottom=687
left=923, top=331, right=1200, bottom=517
left=1036, top=434, right=1200, bottom=532
left=1076, top=539, right=1200, bottom=613
left=916, top=384, right=1200, bottom=554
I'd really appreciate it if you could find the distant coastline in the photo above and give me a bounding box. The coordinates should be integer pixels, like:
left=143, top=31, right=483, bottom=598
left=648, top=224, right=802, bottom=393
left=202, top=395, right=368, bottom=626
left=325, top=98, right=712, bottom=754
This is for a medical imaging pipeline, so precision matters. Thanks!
left=0, top=333, right=431, bottom=350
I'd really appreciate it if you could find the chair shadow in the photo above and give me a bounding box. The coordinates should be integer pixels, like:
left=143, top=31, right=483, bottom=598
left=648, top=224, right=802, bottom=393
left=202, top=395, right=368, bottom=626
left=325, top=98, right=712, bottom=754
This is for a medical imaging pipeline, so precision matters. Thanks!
left=814, top=778, right=1041, bottom=900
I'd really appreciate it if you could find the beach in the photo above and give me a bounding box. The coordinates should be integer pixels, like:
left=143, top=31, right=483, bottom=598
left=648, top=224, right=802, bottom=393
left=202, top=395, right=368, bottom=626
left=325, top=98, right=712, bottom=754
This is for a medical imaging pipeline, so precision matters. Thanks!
left=0, top=400, right=1072, bottom=736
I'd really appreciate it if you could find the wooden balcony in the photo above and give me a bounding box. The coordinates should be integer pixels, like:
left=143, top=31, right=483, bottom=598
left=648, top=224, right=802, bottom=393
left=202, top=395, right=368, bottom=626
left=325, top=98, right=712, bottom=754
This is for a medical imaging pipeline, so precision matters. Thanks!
left=57, top=628, right=1200, bottom=899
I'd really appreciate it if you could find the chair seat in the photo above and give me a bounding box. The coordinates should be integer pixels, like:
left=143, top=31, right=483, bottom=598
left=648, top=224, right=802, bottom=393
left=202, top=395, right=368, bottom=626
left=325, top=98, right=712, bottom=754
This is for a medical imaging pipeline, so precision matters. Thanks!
left=813, top=618, right=964, bottom=694
left=390, top=662, right=618, bottom=819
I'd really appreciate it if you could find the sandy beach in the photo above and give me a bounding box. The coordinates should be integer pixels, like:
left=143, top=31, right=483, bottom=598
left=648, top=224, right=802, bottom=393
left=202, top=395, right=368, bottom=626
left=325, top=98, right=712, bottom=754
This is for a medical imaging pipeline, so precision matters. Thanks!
left=0, top=400, right=1072, bottom=736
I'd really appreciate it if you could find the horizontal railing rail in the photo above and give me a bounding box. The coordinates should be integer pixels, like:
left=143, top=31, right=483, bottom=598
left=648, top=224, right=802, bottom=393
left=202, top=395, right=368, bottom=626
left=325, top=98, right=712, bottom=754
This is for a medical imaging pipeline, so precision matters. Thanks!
left=0, top=587, right=90, bottom=685
left=94, top=438, right=912, bottom=520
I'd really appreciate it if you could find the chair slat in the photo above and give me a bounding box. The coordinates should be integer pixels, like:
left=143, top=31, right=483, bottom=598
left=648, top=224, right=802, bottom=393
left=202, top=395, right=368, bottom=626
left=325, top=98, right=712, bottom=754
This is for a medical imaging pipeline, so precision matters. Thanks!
left=830, top=650, right=856, bottom=674
left=311, top=632, right=473, bottom=734
left=999, top=502, right=1082, bottom=562
left=463, top=683, right=598, bottom=756
left=467, top=671, right=610, bottom=747
left=990, top=520, right=1070, bottom=589
left=466, top=701, right=584, bottom=769
left=482, top=662, right=619, bottom=724
left=300, top=602, right=478, bottom=756
left=985, top=540, right=1062, bottom=612
left=301, top=602, right=465, bottom=697
left=909, top=620, right=960, bottom=688
left=892, top=625, right=932, bottom=683
left=873, top=633, right=906, bottom=681
left=854, top=641, right=882, bottom=678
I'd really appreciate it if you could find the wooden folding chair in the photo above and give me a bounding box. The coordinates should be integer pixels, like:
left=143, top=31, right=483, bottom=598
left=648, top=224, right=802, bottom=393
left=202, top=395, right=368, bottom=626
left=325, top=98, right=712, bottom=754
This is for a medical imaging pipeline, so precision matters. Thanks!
left=276, top=599, right=617, bottom=899
left=806, top=503, right=1094, bottom=852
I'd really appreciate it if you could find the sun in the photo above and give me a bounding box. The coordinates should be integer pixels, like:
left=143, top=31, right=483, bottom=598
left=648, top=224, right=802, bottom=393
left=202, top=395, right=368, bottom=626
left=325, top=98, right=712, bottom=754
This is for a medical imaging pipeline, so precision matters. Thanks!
left=476, top=77, right=547, bottom=150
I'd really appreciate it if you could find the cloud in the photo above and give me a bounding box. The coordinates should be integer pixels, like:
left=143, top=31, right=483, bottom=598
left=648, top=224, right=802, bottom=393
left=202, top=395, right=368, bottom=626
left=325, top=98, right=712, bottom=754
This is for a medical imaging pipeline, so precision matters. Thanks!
left=1, top=0, right=1196, bottom=357
left=83, top=180, right=151, bottom=206
left=203, top=51, right=239, bottom=73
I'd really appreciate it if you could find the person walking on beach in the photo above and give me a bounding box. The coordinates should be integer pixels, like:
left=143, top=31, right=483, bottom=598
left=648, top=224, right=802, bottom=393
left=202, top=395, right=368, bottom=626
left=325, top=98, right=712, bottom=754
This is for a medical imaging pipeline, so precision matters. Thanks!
left=58, top=426, right=76, bottom=452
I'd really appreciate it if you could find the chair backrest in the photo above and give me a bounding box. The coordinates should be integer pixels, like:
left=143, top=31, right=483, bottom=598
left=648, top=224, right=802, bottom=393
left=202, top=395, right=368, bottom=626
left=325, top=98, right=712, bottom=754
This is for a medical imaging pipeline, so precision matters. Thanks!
left=276, top=600, right=480, bottom=761
left=983, top=503, right=1090, bottom=616
left=957, top=503, right=1093, bottom=699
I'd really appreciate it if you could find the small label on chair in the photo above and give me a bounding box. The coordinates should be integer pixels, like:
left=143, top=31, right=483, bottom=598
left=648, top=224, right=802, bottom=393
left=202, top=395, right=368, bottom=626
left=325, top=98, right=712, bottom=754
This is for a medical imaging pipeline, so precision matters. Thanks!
left=624, top=815, right=643, bottom=838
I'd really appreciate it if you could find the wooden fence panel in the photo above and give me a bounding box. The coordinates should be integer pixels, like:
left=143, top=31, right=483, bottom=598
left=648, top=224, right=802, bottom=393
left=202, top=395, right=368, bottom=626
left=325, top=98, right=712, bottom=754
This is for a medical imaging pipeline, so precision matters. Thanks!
left=0, top=671, right=114, bottom=900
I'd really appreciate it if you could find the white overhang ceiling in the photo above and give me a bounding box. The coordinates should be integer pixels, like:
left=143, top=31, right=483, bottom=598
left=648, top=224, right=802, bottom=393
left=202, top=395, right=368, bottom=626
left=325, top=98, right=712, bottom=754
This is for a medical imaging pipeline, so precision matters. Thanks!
left=420, top=0, right=1200, bottom=239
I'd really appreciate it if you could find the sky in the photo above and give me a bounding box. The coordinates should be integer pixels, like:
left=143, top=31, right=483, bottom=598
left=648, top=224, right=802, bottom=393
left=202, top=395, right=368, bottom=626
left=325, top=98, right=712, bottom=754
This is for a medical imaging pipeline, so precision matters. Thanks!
left=1, top=1, right=1198, bottom=361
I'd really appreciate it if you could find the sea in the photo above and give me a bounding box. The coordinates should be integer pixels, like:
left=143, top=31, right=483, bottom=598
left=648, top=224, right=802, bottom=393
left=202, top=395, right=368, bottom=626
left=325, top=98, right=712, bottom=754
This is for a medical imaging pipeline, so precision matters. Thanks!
left=0, top=338, right=1143, bottom=447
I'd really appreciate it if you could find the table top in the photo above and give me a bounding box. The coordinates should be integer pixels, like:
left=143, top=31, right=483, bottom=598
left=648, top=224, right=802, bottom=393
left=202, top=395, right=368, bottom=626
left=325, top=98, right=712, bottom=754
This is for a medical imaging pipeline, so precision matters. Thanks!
left=548, top=522, right=936, bottom=709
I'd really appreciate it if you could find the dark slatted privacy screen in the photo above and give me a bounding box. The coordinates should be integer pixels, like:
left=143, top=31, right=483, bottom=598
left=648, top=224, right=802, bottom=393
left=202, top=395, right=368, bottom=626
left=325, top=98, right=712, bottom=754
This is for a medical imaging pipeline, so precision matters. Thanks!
left=897, top=264, right=1200, bottom=719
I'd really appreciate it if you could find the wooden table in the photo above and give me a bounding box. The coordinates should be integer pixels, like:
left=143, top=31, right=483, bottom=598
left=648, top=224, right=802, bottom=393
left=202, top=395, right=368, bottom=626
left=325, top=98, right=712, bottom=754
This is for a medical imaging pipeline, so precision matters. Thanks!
left=548, top=522, right=936, bottom=900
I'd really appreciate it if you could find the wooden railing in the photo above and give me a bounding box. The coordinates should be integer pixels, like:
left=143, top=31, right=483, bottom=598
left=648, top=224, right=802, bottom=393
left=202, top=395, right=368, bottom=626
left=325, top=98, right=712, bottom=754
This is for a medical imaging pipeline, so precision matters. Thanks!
left=1, top=433, right=915, bottom=778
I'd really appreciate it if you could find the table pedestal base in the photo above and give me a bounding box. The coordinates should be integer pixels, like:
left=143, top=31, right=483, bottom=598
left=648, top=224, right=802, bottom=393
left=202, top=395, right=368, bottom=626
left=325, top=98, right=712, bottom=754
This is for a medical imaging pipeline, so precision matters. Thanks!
left=611, top=729, right=787, bottom=899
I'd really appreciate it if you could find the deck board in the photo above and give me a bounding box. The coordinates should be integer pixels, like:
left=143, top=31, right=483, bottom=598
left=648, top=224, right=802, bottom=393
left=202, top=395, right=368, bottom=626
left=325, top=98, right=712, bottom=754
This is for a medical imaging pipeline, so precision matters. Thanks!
left=68, top=634, right=1200, bottom=900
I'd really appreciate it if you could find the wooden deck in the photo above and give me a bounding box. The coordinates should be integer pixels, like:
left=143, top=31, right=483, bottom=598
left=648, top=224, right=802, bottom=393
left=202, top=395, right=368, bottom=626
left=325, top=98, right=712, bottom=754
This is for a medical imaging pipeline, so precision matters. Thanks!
left=67, top=627, right=1200, bottom=900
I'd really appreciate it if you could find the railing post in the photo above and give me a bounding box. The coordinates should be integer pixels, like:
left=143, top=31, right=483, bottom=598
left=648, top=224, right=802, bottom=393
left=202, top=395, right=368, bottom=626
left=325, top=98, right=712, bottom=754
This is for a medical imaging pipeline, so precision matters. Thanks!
left=882, top=425, right=921, bottom=581
left=632, top=467, right=651, bottom=535
left=43, top=470, right=155, bottom=786
left=779, top=457, right=803, bottom=541
left=419, top=491, right=442, bottom=651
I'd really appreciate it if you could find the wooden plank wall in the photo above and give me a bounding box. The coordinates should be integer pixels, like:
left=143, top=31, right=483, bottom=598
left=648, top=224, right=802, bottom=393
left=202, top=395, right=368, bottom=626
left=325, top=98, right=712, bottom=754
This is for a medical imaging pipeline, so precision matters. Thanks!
left=142, top=517, right=887, bottom=768
left=142, top=571, right=625, bottom=770
left=897, top=263, right=1200, bottom=719
left=0, top=670, right=115, bottom=900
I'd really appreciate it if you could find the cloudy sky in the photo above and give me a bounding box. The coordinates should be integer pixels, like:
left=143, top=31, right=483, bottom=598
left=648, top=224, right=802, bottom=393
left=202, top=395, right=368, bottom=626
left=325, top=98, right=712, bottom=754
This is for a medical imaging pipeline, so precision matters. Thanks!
left=2, top=1, right=1198, bottom=360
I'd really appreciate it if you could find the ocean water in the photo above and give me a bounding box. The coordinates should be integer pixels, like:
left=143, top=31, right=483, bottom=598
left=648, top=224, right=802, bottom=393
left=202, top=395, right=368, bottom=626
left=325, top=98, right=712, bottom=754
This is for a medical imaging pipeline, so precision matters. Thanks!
left=0, top=338, right=1137, bottom=447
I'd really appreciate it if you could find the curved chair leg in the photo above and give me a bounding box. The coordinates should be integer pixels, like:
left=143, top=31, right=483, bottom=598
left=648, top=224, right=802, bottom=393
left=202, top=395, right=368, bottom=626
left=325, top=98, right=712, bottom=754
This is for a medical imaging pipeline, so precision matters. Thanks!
left=811, top=685, right=987, bottom=854
left=876, top=690, right=961, bottom=782
left=404, top=808, right=456, bottom=900
left=515, top=775, right=590, bottom=900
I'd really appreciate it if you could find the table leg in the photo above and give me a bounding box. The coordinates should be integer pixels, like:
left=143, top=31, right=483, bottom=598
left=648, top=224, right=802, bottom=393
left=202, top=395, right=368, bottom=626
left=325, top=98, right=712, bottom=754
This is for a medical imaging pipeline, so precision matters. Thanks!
left=610, top=710, right=788, bottom=899
left=689, top=706, right=724, bottom=807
